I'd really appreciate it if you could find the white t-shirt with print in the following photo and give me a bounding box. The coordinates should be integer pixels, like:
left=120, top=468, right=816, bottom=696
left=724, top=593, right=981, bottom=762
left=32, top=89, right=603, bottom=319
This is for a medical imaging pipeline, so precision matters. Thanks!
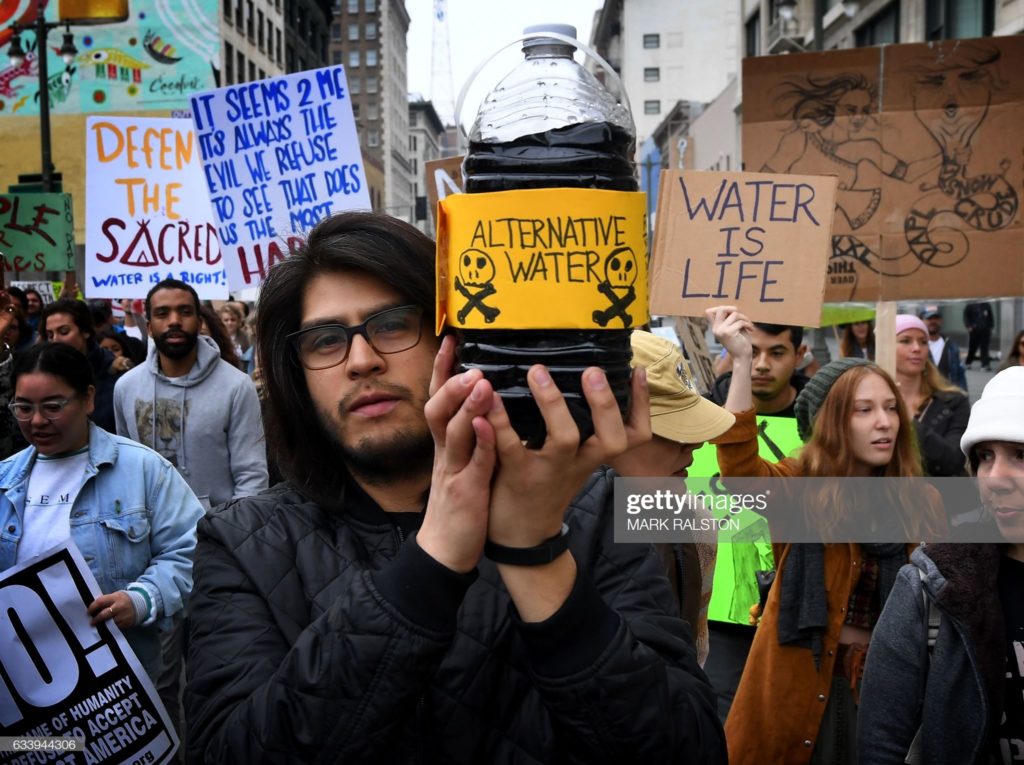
left=16, top=448, right=90, bottom=564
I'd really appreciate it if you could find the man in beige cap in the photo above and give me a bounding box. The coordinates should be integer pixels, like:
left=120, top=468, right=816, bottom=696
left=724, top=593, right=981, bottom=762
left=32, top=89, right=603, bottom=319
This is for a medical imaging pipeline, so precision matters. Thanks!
left=611, top=330, right=736, bottom=665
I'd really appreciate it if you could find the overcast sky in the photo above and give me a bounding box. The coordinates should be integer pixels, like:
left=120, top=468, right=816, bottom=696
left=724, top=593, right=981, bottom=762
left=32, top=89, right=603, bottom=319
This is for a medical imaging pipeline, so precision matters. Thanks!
left=405, top=0, right=602, bottom=128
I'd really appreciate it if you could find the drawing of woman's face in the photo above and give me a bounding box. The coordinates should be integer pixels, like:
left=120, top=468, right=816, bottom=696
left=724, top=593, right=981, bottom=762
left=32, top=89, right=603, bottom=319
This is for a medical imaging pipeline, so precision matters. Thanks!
left=821, top=89, right=871, bottom=142
left=912, top=59, right=994, bottom=158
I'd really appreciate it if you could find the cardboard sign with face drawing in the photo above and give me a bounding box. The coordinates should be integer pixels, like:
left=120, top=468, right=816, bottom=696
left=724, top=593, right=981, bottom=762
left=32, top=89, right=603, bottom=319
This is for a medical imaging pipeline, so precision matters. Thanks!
left=743, top=36, right=1024, bottom=302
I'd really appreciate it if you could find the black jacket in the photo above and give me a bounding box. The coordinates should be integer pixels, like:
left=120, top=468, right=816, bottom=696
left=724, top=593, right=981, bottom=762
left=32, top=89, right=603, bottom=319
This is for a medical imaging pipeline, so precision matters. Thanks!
left=185, top=469, right=726, bottom=764
left=914, top=390, right=971, bottom=477
left=859, top=544, right=1005, bottom=765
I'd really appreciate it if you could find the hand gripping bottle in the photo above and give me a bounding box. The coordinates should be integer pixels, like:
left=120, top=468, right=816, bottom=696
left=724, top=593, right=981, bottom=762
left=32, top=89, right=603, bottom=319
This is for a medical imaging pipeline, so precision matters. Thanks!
left=441, top=23, right=647, bottom=447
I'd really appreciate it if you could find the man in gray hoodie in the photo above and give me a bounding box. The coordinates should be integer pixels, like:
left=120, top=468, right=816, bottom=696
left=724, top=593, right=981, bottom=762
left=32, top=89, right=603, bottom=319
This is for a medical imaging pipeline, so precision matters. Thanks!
left=113, top=278, right=268, bottom=509
left=112, top=278, right=268, bottom=742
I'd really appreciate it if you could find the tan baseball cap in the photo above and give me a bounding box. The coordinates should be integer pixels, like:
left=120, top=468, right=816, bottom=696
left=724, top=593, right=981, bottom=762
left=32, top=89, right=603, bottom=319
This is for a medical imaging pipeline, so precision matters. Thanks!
left=630, top=330, right=735, bottom=443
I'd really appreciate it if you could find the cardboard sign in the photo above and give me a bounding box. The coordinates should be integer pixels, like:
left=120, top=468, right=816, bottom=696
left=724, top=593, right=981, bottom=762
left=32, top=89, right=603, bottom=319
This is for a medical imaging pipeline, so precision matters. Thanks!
left=85, top=117, right=228, bottom=299
left=436, top=188, right=649, bottom=331
left=672, top=317, right=716, bottom=395
left=190, top=66, right=371, bottom=289
left=0, top=193, right=75, bottom=273
left=0, top=543, right=178, bottom=763
left=425, top=155, right=464, bottom=227
left=743, top=36, right=1024, bottom=301
left=649, top=170, right=837, bottom=326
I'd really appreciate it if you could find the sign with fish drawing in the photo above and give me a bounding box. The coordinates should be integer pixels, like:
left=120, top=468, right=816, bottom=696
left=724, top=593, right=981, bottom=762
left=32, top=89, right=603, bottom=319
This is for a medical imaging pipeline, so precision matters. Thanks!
left=743, top=35, right=1024, bottom=301
left=0, top=0, right=218, bottom=116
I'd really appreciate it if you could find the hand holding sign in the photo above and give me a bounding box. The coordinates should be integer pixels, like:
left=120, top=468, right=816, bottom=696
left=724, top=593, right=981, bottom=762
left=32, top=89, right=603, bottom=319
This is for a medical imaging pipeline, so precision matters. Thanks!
left=650, top=171, right=837, bottom=326
left=87, top=591, right=137, bottom=630
left=705, top=306, right=756, bottom=363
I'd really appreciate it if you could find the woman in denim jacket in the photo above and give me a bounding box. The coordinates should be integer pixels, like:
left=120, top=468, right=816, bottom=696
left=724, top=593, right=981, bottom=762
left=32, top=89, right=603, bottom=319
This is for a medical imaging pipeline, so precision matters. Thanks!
left=0, top=343, right=204, bottom=679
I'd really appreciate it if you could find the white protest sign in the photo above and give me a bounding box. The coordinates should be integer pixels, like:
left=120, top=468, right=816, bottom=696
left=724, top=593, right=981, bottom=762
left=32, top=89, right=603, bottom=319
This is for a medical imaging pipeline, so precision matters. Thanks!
left=0, top=543, right=178, bottom=764
left=190, top=66, right=371, bottom=290
left=84, top=117, right=228, bottom=301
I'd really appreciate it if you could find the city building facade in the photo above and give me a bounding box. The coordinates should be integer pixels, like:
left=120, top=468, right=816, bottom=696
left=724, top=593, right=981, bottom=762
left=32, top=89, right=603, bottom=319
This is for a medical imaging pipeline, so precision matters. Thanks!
left=220, top=0, right=287, bottom=85
left=327, top=0, right=412, bottom=219
left=590, top=0, right=738, bottom=147
left=408, top=98, right=445, bottom=235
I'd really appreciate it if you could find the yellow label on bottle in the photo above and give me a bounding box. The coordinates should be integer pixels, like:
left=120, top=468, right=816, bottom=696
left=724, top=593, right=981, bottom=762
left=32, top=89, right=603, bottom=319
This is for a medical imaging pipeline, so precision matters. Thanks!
left=436, top=188, right=650, bottom=332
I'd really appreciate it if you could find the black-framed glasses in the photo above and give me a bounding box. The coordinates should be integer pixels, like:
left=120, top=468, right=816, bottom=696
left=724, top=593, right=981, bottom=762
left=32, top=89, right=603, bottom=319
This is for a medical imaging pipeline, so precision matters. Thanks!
left=9, top=398, right=73, bottom=422
left=287, top=305, right=425, bottom=370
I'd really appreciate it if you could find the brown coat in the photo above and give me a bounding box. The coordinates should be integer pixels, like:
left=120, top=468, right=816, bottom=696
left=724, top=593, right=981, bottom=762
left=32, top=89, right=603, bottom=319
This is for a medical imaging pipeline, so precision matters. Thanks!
left=711, top=409, right=929, bottom=765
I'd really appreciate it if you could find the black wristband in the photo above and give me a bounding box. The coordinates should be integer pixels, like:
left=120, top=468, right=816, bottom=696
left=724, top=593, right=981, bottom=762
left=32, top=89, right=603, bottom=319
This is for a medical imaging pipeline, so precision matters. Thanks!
left=484, top=524, right=571, bottom=566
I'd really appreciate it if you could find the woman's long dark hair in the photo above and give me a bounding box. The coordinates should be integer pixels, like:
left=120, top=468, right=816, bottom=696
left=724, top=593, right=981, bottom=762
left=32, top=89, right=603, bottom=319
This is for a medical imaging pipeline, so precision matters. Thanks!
left=256, top=211, right=437, bottom=506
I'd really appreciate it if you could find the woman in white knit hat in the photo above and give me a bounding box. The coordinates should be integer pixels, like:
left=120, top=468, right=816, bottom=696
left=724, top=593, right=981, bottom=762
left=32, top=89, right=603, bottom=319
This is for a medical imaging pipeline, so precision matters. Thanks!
left=858, top=366, right=1024, bottom=765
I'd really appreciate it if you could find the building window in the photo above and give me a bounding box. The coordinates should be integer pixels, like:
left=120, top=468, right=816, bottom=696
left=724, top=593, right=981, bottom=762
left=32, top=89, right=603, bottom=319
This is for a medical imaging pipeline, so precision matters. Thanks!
left=855, top=3, right=899, bottom=46
left=276, top=30, right=283, bottom=66
left=349, top=50, right=360, bottom=68
left=350, top=76, right=361, bottom=94
left=366, top=75, right=378, bottom=93
left=644, top=100, right=660, bottom=115
left=365, top=21, right=377, bottom=39
left=410, top=158, right=418, bottom=174
left=257, top=10, right=265, bottom=49
left=352, top=103, right=360, bottom=118
left=745, top=11, right=761, bottom=57
left=926, top=0, right=993, bottom=39
left=367, top=101, right=379, bottom=120
left=234, top=0, right=243, bottom=28
left=237, top=50, right=245, bottom=82
left=643, top=67, right=659, bottom=82
left=331, top=22, right=341, bottom=40
left=246, top=0, right=254, bottom=40
left=223, top=0, right=231, bottom=20
left=347, top=0, right=358, bottom=12
left=410, top=134, right=417, bottom=150
left=409, top=112, right=417, bottom=127
left=366, top=49, right=377, bottom=66
left=332, top=50, right=343, bottom=65
left=643, top=33, right=660, bottom=49
left=225, top=41, right=234, bottom=83
left=368, top=129, right=380, bottom=147
left=259, top=68, right=265, bottom=79
left=346, top=22, right=357, bottom=40
left=249, top=60, right=256, bottom=82
left=365, top=0, right=376, bottom=11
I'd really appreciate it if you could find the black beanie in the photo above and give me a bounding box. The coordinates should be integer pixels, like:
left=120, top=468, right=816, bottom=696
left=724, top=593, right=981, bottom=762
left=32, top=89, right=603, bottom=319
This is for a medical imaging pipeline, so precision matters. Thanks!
left=794, top=357, right=873, bottom=442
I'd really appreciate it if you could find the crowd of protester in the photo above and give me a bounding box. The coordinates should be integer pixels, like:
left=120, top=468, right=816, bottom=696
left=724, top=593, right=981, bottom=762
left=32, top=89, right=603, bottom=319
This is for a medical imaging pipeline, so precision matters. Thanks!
left=0, top=212, right=1020, bottom=764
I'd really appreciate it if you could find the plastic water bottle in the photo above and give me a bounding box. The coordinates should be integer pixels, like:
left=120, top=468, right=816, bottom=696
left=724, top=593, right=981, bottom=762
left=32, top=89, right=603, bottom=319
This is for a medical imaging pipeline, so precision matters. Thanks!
left=459, top=23, right=640, bottom=447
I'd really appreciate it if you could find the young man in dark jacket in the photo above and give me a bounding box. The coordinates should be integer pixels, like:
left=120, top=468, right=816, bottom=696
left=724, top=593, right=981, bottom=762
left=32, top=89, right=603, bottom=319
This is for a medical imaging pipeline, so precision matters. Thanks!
left=184, top=212, right=726, bottom=763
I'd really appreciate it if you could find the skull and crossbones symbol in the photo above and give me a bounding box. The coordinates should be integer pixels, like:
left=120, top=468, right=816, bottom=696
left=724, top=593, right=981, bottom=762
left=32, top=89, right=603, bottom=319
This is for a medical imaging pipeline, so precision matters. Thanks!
left=592, top=246, right=638, bottom=328
left=454, top=248, right=501, bottom=324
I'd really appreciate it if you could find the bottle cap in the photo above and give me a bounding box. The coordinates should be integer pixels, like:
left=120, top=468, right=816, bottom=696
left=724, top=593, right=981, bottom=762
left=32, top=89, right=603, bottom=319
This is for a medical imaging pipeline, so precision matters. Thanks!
left=522, top=23, right=577, bottom=51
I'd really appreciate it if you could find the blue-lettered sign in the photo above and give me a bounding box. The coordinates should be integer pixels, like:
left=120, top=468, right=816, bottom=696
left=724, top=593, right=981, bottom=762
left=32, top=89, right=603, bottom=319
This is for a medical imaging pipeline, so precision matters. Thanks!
left=190, top=67, right=370, bottom=290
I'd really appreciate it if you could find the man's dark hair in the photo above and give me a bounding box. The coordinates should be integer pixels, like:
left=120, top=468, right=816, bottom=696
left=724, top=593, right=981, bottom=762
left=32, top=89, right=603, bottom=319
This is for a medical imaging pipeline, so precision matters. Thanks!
left=40, top=299, right=95, bottom=343
left=257, top=211, right=436, bottom=505
left=145, top=278, right=201, bottom=320
left=13, top=342, right=95, bottom=395
left=753, top=322, right=803, bottom=350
